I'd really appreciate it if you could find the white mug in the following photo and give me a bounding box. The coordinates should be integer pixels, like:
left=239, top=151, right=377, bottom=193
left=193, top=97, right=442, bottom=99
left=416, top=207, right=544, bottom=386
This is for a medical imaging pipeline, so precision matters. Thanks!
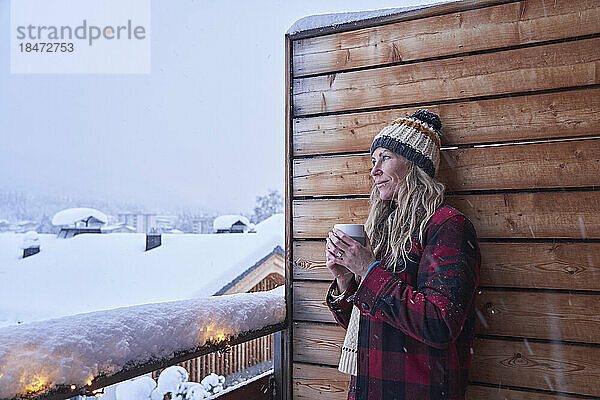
left=334, top=224, right=366, bottom=246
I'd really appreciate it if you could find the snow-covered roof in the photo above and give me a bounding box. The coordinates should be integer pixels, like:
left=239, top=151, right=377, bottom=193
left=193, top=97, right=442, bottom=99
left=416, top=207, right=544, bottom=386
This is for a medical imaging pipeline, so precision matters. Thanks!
left=0, top=212, right=284, bottom=327
left=255, top=213, right=284, bottom=236
left=52, top=207, right=108, bottom=226
left=213, top=215, right=250, bottom=230
left=286, top=1, right=454, bottom=36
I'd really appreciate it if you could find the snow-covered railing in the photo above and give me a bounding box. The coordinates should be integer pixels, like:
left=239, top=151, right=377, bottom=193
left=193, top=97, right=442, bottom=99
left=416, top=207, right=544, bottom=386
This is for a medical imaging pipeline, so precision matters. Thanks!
left=0, top=288, right=285, bottom=400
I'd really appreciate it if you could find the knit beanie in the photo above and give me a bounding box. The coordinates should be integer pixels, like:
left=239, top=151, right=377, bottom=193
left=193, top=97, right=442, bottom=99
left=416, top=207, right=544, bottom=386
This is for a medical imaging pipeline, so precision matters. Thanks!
left=370, top=109, right=442, bottom=178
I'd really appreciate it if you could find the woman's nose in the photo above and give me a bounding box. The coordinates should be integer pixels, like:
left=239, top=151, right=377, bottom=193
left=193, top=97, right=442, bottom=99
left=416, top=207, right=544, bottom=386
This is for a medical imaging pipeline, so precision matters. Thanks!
left=371, top=164, right=381, bottom=177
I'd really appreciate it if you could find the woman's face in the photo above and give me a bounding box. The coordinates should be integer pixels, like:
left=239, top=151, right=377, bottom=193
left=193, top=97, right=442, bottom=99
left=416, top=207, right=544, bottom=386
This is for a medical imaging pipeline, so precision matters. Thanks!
left=371, top=147, right=410, bottom=201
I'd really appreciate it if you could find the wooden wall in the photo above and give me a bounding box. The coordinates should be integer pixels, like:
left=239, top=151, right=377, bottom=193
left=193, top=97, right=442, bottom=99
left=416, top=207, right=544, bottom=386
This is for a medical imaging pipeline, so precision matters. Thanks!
left=284, top=0, right=600, bottom=398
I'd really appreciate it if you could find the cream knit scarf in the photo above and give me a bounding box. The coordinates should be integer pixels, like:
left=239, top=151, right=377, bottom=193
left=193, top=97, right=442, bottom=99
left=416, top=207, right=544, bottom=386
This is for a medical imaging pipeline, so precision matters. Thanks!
left=338, top=305, right=360, bottom=375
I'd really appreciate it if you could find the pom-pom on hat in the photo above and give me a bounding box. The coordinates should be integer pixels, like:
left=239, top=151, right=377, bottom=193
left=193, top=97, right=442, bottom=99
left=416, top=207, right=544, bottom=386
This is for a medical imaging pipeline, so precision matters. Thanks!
left=370, top=109, right=442, bottom=178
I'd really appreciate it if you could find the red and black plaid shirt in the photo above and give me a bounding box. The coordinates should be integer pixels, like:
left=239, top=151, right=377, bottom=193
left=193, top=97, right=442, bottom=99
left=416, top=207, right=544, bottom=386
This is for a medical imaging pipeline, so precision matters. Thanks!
left=327, top=205, right=481, bottom=400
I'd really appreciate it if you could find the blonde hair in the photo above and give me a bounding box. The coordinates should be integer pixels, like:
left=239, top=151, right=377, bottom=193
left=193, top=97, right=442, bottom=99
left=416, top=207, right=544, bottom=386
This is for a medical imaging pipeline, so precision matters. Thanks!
left=365, top=161, right=445, bottom=272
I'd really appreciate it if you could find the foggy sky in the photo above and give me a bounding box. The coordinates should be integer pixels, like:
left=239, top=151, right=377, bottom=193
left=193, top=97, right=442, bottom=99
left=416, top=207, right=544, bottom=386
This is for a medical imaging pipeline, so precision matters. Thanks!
left=0, top=0, right=440, bottom=214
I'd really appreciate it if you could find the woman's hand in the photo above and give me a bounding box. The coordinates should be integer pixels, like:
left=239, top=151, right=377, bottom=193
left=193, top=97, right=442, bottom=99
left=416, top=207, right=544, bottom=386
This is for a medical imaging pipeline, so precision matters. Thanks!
left=326, top=228, right=377, bottom=280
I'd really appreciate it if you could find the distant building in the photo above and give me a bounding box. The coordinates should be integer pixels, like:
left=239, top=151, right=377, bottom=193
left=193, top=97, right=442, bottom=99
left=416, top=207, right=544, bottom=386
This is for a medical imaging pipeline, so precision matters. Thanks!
left=101, top=223, right=136, bottom=234
left=195, top=216, right=215, bottom=234
left=118, top=213, right=157, bottom=233
left=52, top=208, right=107, bottom=238
left=117, top=213, right=177, bottom=233
left=213, top=215, right=255, bottom=234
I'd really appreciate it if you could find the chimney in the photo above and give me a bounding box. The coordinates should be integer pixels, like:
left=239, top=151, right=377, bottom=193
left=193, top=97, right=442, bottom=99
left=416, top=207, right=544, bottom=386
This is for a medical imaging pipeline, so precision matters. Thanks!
left=22, top=231, right=40, bottom=258
left=146, top=228, right=161, bottom=251
left=23, top=246, right=40, bottom=258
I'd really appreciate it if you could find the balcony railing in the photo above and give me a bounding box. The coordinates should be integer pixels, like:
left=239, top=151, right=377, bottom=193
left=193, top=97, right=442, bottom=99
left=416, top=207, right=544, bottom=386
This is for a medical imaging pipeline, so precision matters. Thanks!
left=0, top=289, right=286, bottom=400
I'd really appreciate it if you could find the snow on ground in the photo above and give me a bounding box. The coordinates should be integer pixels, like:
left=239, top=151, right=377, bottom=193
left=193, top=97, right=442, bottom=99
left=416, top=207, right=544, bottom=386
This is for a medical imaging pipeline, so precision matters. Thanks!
left=0, top=214, right=284, bottom=328
left=286, top=1, right=454, bottom=35
left=0, top=287, right=285, bottom=399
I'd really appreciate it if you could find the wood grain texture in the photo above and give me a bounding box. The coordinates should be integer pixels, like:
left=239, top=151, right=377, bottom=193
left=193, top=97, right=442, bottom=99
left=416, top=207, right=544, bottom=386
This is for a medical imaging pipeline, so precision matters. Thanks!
left=478, top=243, right=600, bottom=291
left=293, top=192, right=600, bottom=239
left=293, top=322, right=344, bottom=366
left=469, top=337, right=600, bottom=396
left=292, top=38, right=600, bottom=115
left=293, top=281, right=600, bottom=343
left=293, top=281, right=335, bottom=324
left=293, top=139, right=600, bottom=196
left=292, top=88, right=600, bottom=155
left=474, top=291, right=600, bottom=343
left=293, top=240, right=332, bottom=281
left=293, top=362, right=350, bottom=400
left=446, top=192, right=600, bottom=239
left=293, top=241, right=600, bottom=291
left=292, top=0, right=600, bottom=76
left=293, top=198, right=369, bottom=239
left=466, top=385, right=584, bottom=400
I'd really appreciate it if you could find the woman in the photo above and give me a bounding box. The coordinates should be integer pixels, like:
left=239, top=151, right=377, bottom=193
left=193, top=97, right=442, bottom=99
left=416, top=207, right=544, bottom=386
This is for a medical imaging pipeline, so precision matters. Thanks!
left=325, top=109, right=481, bottom=400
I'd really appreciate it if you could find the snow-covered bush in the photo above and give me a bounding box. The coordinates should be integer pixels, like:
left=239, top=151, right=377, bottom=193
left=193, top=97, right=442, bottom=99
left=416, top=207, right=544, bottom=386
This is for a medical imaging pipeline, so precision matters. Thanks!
left=151, top=366, right=188, bottom=399
left=115, top=375, right=156, bottom=399
left=112, top=367, right=225, bottom=400
left=200, top=373, right=225, bottom=395
left=177, top=382, right=209, bottom=400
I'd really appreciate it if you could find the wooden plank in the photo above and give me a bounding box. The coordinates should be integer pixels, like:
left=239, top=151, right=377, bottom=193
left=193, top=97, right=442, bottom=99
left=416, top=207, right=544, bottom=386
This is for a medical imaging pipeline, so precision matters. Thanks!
left=293, top=139, right=600, bottom=196
left=288, top=0, right=519, bottom=40
left=293, top=241, right=600, bottom=292
left=293, top=240, right=330, bottom=280
left=293, top=322, right=344, bottom=366
left=292, top=88, right=600, bottom=155
left=478, top=243, right=600, bottom=291
left=474, top=291, right=600, bottom=343
left=293, top=362, right=350, bottom=400
left=293, top=198, right=368, bottom=239
left=294, top=282, right=600, bottom=343
left=292, top=0, right=600, bottom=76
left=469, top=337, right=600, bottom=396
left=293, top=192, right=600, bottom=239
left=466, top=385, right=584, bottom=400
left=292, top=38, right=600, bottom=116
left=293, top=281, right=335, bottom=324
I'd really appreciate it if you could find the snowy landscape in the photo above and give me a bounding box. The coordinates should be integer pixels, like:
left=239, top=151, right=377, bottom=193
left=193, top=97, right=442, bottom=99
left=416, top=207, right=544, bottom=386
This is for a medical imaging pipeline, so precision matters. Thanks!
left=0, top=208, right=285, bottom=399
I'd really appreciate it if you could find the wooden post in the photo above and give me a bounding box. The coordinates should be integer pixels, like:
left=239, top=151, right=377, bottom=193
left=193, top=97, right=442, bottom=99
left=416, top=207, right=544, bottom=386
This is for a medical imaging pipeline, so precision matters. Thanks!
left=283, top=32, right=293, bottom=400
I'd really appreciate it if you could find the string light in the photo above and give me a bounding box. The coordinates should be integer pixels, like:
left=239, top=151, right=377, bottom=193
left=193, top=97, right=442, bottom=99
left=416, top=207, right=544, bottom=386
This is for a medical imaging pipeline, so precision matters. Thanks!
left=70, top=385, right=76, bottom=390
left=207, top=334, right=232, bottom=354
left=25, top=376, right=46, bottom=394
